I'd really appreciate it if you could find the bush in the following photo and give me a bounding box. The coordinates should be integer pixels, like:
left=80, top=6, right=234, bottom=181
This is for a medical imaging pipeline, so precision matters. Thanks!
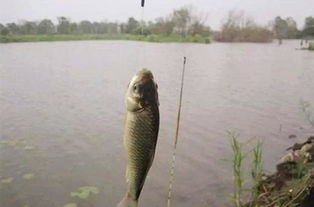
left=309, top=42, right=314, bottom=50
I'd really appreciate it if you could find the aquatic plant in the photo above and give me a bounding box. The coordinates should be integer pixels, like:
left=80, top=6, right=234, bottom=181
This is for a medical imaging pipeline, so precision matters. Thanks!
left=1, top=177, right=14, bottom=184
left=228, top=130, right=245, bottom=207
left=250, top=140, right=263, bottom=205
left=23, top=173, right=34, bottom=180
left=0, top=138, right=19, bottom=147
left=24, top=145, right=35, bottom=151
left=70, top=186, right=99, bottom=200
left=63, top=203, right=77, bottom=207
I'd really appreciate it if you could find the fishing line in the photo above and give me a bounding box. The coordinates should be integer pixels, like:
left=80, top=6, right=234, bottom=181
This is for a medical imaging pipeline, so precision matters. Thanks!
left=134, top=0, right=146, bottom=72
left=167, top=56, right=187, bottom=207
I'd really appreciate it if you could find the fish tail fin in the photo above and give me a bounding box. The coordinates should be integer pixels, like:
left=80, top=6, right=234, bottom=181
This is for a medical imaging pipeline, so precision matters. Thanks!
left=116, top=195, right=138, bottom=207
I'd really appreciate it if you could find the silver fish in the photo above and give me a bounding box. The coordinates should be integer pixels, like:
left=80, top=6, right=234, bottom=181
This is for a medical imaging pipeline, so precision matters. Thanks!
left=117, top=68, right=160, bottom=207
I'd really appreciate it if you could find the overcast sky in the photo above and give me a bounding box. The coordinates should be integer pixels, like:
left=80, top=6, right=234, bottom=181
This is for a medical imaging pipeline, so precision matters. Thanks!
left=0, top=0, right=313, bottom=29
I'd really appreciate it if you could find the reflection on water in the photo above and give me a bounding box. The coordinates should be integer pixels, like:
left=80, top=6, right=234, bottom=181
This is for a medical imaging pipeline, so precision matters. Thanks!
left=0, top=40, right=314, bottom=207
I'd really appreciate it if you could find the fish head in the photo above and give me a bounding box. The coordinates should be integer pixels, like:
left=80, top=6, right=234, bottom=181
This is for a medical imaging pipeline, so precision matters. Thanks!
left=126, top=68, right=159, bottom=112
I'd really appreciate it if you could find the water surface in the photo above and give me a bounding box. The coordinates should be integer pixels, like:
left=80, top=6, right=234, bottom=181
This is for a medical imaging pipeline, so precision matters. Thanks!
left=1, top=40, right=314, bottom=207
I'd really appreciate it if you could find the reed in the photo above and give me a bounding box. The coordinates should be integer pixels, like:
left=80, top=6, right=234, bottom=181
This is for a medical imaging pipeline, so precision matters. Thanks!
left=228, top=130, right=245, bottom=207
left=250, top=140, right=263, bottom=206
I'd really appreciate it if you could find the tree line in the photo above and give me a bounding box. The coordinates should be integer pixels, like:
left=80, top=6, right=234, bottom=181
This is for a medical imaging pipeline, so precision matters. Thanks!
left=215, top=10, right=314, bottom=42
left=0, top=7, right=210, bottom=37
left=273, top=16, right=314, bottom=39
left=0, top=6, right=313, bottom=42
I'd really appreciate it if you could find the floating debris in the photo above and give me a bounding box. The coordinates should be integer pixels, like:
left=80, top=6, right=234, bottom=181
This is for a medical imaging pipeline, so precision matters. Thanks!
left=24, top=145, right=35, bottom=151
left=23, top=173, right=34, bottom=180
left=70, top=186, right=99, bottom=199
left=0, top=139, right=19, bottom=147
left=63, top=203, right=77, bottom=207
left=1, top=177, right=14, bottom=184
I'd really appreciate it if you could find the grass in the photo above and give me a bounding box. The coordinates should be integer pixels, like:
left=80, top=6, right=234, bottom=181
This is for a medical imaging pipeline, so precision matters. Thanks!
left=0, top=34, right=210, bottom=44
left=309, top=42, right=314, bottom=50
left=250, top=140, right=263, bottom=206
left=228, top=131, right=313, bottom=207
left=228, top=130, right=245, bottom=207
left=70, top=186, right=99, bottom=200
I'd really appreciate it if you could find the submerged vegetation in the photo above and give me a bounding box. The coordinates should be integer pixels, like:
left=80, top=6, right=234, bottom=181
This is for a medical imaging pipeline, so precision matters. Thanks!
left=0, top=6, right=313, bottom=43
left=70, top=186, right=99, bottom=199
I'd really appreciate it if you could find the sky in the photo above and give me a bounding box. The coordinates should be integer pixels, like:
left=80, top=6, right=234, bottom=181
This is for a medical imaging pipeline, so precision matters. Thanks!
left=0, top=0, right=313, bottom=30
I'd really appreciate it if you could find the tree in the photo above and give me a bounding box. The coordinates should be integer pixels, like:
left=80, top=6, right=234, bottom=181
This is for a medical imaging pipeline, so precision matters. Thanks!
left=93, top=22, right=103, bottom=34
left=151, top=17, right=174, bottom=35
left=107, top=22, right=119, bottom=34
left=273, top=16, right=288, bottom=39
left=219, top=10, right=245, bottom=42
left=172, top=7, right=191, bottom=35
left=20, top=21, right=38, bottom=34
left=57, top=17, right=71, bottom=34
left=125, top=17, right=139, bottom=34
left=302, top=16, right=314, bottom=37
left=188, top=8, right=211, bottom=36
left=6, top=23, right=20, bottom=34
left=286, top=17, right=299, bottom=38
left=304, top=16, right=314, bottom=29
left=69, top=22, right=78, bottom=34
left=0, top=24, right=9, bottom=35
left=78, top=20, right=94, bottom=34
left=37, top=19, right=55, bottom=34
left=216, top=10, right=272, bottom=42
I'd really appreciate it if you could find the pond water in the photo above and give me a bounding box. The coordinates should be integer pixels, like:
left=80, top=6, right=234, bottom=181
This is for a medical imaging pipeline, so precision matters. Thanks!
left=1, top=40, right=314, bottom=207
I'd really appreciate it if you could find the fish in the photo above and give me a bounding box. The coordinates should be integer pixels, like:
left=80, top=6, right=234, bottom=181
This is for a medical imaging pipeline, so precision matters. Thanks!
left=117, top=68, right=160, bottom=207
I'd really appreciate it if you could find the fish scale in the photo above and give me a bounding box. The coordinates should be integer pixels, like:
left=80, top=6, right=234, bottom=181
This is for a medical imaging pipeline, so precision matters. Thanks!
left=125, top=106, right=158, bottom=199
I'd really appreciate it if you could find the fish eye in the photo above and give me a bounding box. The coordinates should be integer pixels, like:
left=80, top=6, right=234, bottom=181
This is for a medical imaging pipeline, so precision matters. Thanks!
left=133, top=85, right=137, bottom=91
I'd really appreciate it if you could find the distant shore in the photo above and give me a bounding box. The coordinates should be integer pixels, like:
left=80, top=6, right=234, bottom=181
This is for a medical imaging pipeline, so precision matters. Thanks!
left=0, top=34, right=210, bottom=44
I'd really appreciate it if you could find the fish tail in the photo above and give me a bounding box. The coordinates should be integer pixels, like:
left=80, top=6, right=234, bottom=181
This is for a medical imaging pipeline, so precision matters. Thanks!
left=116, top=195, right=138, bottom=207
